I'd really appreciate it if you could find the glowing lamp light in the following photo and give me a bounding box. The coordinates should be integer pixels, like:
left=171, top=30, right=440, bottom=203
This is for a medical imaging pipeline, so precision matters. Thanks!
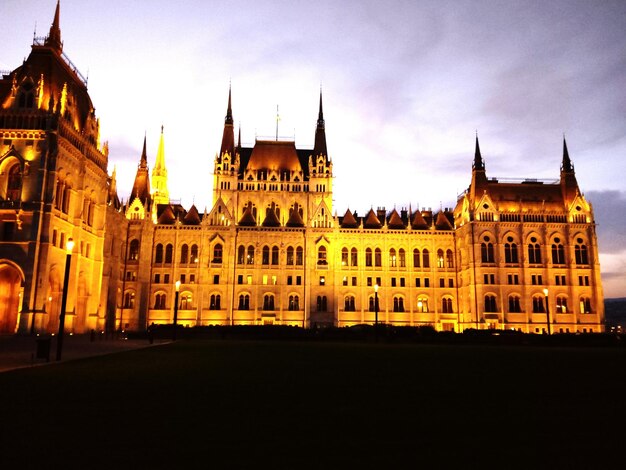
left=175, top=280, right=181, bottom=292
left=66, top=238, right=74, bottom=254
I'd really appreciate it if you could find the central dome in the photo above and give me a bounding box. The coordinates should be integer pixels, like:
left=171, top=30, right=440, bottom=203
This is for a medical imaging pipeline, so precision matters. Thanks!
left=246, top=140, right=303, bottom=172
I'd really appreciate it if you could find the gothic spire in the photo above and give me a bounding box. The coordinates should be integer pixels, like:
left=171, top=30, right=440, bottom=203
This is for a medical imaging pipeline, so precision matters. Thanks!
left=140, top=134, right=148, bottom=168
left=151, top=126, right=170, bottom=205
left=45, top=1, right=63, bottom=52
left=130, top=135, right=151, bottom=208
left=561, top=136, right=574, bottom=172
left=313, top=90, right=327, bottom=157
left=220, top=86, right=235, bottom=158
left=473, top=134, right=484, bottom=171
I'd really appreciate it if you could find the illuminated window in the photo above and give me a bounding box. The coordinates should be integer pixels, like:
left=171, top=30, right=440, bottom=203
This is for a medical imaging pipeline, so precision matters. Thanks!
left=556, top=296, right=568, bottom=313
left=180, top=244, right=189, bottom=264
left=484, top=294, right=497, bottom=313
left=123, top=291, right=135, bottom=308
left=128, top=239, right=140, bottom=261
left=417, top=297, right=429, bottom=313
left=341, top=247, right=349, bottom=266
left=289, top=295, right=299, bottom=311
left=317, top=246, right=327, bottom=265
left=154, top=293, right=166, bottom=309
left=437, top=249, right=444, bottom=268
left=180, top=293, right=193, bottom=310
left=579, top=297, right=592, bottom=314
left=5, top=163, right=22, bottom=201
left=238, top=294, right=250, bottom=310
left=389, top=249, right=397, bottom=267
left=508, top=295, right=521, bottom=313
left=212, top=244, right=222, bottom=264
left=263, top=294, right=275, bottom=311
left=532, top=296, right=545, bottom=313
left=247, top=245, right=255, bottom=264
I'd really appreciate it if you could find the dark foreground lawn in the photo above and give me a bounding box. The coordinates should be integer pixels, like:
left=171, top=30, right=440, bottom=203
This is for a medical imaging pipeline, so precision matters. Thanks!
left=1, top=340, right=625, bottom=469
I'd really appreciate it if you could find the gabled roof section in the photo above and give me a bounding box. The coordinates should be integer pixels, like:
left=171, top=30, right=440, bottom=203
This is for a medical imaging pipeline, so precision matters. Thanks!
left=157, top=205, right=176, bottom=225
left=340, top=209, right=358, bottom=228
left=206, top=197, right=233, bottom=226
left=286, top=205, right=305, bottom=227
left=262, top=208, right=281, bottom=227
left=238, top=205, right=256, bottom=226
left=363, top=209, right=382, bottom=229
left=434, top=211, right=453, bottom=230
left=245, top=140, right=303, bottom=173
left=183, top=204, right=201, bottom=225
left=387, top=209, right=406, bottom=230
left=411, top=210, right=430, bottom=230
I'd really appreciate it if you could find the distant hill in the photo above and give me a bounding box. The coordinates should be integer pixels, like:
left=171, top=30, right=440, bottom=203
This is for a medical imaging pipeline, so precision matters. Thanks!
left=605, top=298, right=626, bottom=328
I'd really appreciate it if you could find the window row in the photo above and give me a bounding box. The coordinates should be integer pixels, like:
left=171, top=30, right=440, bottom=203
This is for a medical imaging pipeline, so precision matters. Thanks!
left=484, top=294, right=594, bottom=314
left=480, top=238, right=590, bottom=266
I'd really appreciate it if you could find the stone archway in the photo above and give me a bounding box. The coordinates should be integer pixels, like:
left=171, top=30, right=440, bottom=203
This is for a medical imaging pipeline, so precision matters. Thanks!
left=0, top=262, right=23, bottom=334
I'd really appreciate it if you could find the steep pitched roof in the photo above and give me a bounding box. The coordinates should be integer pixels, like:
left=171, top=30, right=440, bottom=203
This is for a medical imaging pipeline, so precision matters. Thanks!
left=238, top=205, right=256, bottom=226
left=363, top=209, right=382, bottom=229
left=262, top=209, right=281, bottom=227
left=387, top=209, right=406, bottom=229
left=286, top=207, right=305, bottom=227
left=312, top=90, right=328, bottom=158
left=130, top=135, right=151, bottom=206
left=340, top=209, right=358, bottom=228
left=157, top=205, right=176, bottom=225
left=434, top=211, right=453, bottom=230
left=411, top=210, right=429, bottom=230
left=183, top=204, right=201, bottom=225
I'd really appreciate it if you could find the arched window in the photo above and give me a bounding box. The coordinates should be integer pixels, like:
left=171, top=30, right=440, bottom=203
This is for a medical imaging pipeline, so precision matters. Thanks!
left=155, top=244, right=163, bottom=264
left=123, top=291, right=135, bottom=308
left=579, top=297, right=592, bottom=314
left=446, top=249, right=454, bottom=268
left=532, top=296, right=545, bottom=313
left=55, top=178, right=64, bottom=210
left=212, top=243, right=222, bottom=264
left=344, top=296, right=355, bottom=312
left=154, top=293, right=166, bottom=310
left=316, top=295, right=327, bottom=312
left=437, top=249, right=444, bottom=268
left=368, top=296, right=376, bottom=312
left=351, top=247, right=358, bottom=267
left=389, top=249, right=397, bottom=267
left=262, top=245, right=270, bottom=265
left=210, top=294, right=221, bottom=310
left=374, top=248, right=382, bottom=267
left=484, top=295, right=497, bottom=313
left=62, top=182, right=71, bottom=213
left=508, top=295, right=521, bottom=313
left=190, top=244, right=199, bottom=263
left=128, top=239, right=140, bottom=260
left=481, top=240, right=495, bottom=263
left=413, top=249, right=421, bottom=268
left=289, top=295, right=300, bottom=311
left=366, top=248, right=373, bottom=267
left=237, top=245, right=245, bottom=264
left=271, top=246, right=279, bottom=265
left=180, top=293, right=193, bottom=310
left=417, top=297, right=429, bottom=313
left=441, top=297, right=453, bottom=313
left=238, top=294, right=250, bottom=310
left=317, top=246, right=327, bottom=265
left=286, top=246, right=294, bottom=265
left=551, top=238, right=565, bottom=264
left=393, top=296, right=404, bottom=312
left=180, top=244, right=189, bottom=264
left=528, top=237, right=542, bottom=264
left=263, top=294, right=275, bottom=311
left=504, top=239, right=519, bottom=264
left=165, top=244, right=173, bottom=264
left=575, top=240, right=589, bottom=265
left=341, top=247, right=349, bottom=266
left=247, top=245, right=255, bottom=264
left=296, top=246, right=303, bottom=265
left=422, top=249, right=430, bottom=268
left=556, top=296, right=568, bottom=313
left=5, top=163, right=22, bottom=201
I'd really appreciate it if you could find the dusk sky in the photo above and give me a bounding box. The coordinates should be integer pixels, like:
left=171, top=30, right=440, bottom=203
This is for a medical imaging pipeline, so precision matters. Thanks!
left=1, top=0, right=625, bottom=298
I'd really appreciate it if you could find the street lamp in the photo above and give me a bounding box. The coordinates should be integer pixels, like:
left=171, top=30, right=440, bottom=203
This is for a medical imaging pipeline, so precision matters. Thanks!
left=543, top=288, right=551, bottom=335
left=56, top=238, right=74, bottom=361
left=172, top=280, right=181, bottom=341
left=374, top=284, right=379, bottom=341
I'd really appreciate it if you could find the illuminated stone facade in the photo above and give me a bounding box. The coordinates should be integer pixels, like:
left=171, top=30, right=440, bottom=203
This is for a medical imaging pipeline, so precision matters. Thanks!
left=0, top=3, right=604, bottom=334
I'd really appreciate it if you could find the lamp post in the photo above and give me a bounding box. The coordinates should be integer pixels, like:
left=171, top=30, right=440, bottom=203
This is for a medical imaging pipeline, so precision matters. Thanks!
left=56, top=238, right=74, bottom=361
left=543, top=288, right=551, bottom=335
left=374, top=284, right=379, bottom=341
left=172, top=280, right=181, bottom=341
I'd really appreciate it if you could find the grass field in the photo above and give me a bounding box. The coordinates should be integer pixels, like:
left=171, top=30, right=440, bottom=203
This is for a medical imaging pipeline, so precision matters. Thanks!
left=1, top=340, right=625, bottom=468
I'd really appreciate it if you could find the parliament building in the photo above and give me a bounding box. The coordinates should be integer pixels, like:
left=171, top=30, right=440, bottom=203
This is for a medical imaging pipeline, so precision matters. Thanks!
left=0, top=3, right=605, bottom=335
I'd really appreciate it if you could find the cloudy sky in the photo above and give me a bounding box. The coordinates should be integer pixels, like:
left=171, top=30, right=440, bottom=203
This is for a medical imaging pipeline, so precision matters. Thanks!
left=1, top=0, right=625, bottom=298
